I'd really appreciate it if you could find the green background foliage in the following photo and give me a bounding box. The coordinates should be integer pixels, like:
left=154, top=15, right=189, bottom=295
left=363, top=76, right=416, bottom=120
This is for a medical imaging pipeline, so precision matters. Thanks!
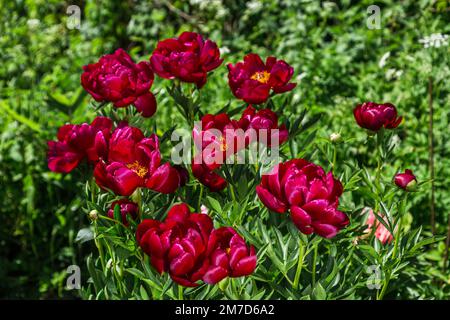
left=0, top=0, right=449, bottom=299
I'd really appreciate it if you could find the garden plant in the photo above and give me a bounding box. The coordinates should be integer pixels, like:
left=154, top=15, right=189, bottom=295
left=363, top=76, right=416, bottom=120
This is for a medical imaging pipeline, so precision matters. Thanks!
left=1, top=0, right=449, bottom=301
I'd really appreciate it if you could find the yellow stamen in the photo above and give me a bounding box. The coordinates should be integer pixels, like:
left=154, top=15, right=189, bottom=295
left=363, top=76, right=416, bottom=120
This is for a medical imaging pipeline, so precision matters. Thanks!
left=219, top=136, right=227, bottom=152
left=226, top=247, right=231, bottom=254
left=127, top=161, right=148, bottom=178
left=250, top=71, right=270, bottom=84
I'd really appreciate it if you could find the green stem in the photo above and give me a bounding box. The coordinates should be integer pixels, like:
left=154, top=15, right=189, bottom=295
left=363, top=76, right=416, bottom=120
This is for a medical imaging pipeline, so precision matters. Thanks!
left=428, top=76, right=436, bottom=234
left=375, top=130, right=384, bottom=188
left=311, top=242, right=318, bottom=287
left=293, top=238, right=305, bottom=290
left=392, top=194, right=407, bottom=259
left=392, top=218, right=402, bottom=259
left=178, top=285, right=184, bottom=300
left=93, top=221, right=106, bottom=273
left=377, top=272, right=390, bottom=300
left=197, top=184, right=204, bottom=212
left=229, top=184, right=237, bottom=203
left=332, top=144, right=337, bottom=171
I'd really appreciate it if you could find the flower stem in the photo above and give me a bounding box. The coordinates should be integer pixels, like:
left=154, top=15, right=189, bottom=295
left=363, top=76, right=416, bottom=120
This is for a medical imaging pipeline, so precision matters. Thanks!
left=377, top=272, right=390, bottom=300
left=293, top=238, right=305, bottom=290
left=197, top=184, right=204, bottom=212
left=332, top=144, right=337, bottom=171
left=392, top=194, right=407, bottom=259
left=178, top=285, right=184, bottom=300
left=311, top=242, right=319, bottom=288
left=392, top=218, right=402, bottom=260
left=428, top=76, right=436, bottom=234
left=93, top=221, right=106, bottom=273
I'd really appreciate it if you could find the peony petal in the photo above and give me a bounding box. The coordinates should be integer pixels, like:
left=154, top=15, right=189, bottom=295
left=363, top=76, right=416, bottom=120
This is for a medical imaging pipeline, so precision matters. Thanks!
left=256, top=186, right=287, bottom=213
left=134, top=92, right=157, bottom=118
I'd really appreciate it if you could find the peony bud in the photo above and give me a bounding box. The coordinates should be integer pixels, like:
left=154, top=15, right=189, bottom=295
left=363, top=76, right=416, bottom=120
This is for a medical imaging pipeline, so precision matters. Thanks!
left=394, top=169, right=417, bottom=191
left=89, top=210, right=99, bottom=221
left=330, top=132, right=342, bottom=143
left=353, top=102, right=402, bottom=132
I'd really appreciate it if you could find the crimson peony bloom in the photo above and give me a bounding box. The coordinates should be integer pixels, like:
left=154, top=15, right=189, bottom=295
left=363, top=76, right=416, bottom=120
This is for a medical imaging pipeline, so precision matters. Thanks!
left=81, top=49, right=157, bottom=117
left=107, top=199, right=139, bottom=226
left=203, top=227, right=256, bottom=284
left=191, top=162, right=228, bottom=192
left=227, top=54, right=296, bottom=104
left=256, top=159, right=349, bottom=238
left=136, top=203, right=256, bottom=287
left=192, top=106, right=289, bottom=192
left=47, top=117, right=112, bottom=173
left=94, top=124, right=185, bottom=196
left=136, top=203, right=213, bottom=287
left=193, top=113, right=241, bottom=170
left=353, top=102, right=402, bottom=131
left=150, top=32, right=223, bottom=88
left=238, top=105, right=289, bottom=146
left=191, top=112, right=239, bottom=192
left=394, top=169, right=417, bottom=191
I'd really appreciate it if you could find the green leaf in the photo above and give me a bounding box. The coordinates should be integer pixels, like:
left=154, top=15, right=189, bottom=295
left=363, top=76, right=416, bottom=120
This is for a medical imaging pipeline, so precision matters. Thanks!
left=0, top=100, right=42, bottom=133
left=206, top=196, right=222, bottom=214
left=312, top=282, right=327, bottom=300
left=75, top=227, right=94, bottom=244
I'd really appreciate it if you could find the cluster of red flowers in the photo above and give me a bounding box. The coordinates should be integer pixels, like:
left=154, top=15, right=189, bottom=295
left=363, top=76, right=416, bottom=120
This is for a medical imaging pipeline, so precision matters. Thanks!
left=48, top=31, right=419, bottom=287
left=137, top=203, right=256, bottom=287
left=192, top=105, right=288, bottom=191
left=48, top=119, right=187, bottom=195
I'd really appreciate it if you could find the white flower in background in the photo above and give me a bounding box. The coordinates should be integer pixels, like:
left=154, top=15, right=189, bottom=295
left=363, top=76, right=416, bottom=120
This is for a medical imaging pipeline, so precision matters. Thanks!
left=220, top=46, right=230, bottom=54
left=190, top=0, right=223, bottom=13
left=323, top=2, right=337, bottom=12
left=330, top=133, right=341, bottom=143
left=419, top=33, right=449, bottom=48
left=27, top=19, right=40, bottom=29
left=385, top=68, right=403, bottom=80
left=296, top=72, right=307, bottom=82
left=378, top=51, right=390, bottom=68
left=200, top=205, right=209, bottom=215
left=247, top=0, right=263, bottom=11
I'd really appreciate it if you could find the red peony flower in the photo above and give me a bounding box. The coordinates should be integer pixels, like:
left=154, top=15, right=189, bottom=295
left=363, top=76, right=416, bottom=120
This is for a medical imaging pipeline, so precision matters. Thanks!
left=238, top=105, right=289, bottom=147
left=47, top=117, right=112, bottom=173
left=191, top=162, right=228, bottom=192
left=107, top=199, right=139, bottom=226
left=81, top=49, right=157, bottom=117
left=394, top=169, right=417, bottom=191
left=203, top=227, right=256, bottom=284
left=227, top=54, right=296, bottom=104
left=136, top=203, right=213, bottom=287
left=192, top=106, right=289, bottom=192
left=94, top=124, right=184, bottom=196
left=150, top=32, right=223, bottom=88
left=353, top=102, right=402, bottom=131
left=191, top=112, right=238, bottom=192
left=256, top=159, right=349, bottom=238
left=136, top=203, right=256, bottom=287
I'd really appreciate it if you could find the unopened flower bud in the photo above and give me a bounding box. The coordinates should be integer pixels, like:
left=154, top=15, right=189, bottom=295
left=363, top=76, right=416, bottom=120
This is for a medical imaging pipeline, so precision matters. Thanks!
left=394, top=169, right=417, bottom=191
left=89, top=210, right=99, bottom=221
left=330, top=133, right=341, bottom=143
